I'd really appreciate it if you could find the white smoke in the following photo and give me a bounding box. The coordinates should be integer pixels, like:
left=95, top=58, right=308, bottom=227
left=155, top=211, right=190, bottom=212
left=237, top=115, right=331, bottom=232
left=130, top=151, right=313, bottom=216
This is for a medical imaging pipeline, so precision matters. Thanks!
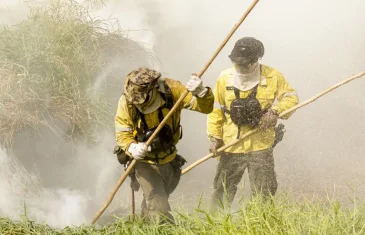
left=1, top=0, right=365, bottom=228
left=89, top=0, right=365, bottom=203
left=0, top=136, right=133, bottom=228
left=0, top=0, right=141, bottom=228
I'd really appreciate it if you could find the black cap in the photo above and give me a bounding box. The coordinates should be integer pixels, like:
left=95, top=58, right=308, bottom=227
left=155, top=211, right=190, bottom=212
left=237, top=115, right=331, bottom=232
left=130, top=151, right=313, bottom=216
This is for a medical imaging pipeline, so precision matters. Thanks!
left=229, top=37, right=264, bottom=64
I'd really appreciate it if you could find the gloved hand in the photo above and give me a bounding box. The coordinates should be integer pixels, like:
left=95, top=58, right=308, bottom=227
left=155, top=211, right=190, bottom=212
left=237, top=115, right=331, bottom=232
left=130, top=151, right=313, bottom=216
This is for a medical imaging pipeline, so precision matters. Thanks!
left=128, top=142, right=150, bottom=160
left=186, top=74, right=208, bottom=97
left=259, top=109, right=279, bottom=130
left=209, top=137, right=225, bottom=157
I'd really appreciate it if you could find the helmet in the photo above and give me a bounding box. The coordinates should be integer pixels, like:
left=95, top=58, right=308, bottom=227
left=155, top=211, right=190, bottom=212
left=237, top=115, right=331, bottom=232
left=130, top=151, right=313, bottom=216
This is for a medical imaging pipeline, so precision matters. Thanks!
left=124, top=68, right=161, bottom=104
left=228, top=37, right=264, bottom=64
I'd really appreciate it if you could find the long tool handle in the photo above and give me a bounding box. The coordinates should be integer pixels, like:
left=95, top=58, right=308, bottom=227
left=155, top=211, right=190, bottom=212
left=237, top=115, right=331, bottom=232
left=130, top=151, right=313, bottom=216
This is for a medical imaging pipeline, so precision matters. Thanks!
left=91, top=0, right=260, bottom=225
left=182, top=70, right=365, bottom=175
left=131, top=188, right=135, bottom=223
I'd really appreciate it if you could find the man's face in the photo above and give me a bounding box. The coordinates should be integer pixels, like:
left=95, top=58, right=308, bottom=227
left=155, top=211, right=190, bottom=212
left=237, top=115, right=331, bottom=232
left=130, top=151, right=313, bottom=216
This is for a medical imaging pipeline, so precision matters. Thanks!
left=232, top=60, right=258, bottom=74
left=128, top=79, right=158, bottom=105
left=135, top=89, right=153, bottom=107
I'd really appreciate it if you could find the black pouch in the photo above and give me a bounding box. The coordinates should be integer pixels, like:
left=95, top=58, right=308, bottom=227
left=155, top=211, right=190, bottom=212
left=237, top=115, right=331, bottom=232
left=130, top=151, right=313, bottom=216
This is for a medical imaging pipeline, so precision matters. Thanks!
left=138, top=125, right=175, bottom=153
left=229, top=86, right=262, bottom=128
left=122, top=156, right=140, bottom=192
left=170, top=154, right=187, bottom=169
left=129, top=170, right=140, bottom=192
left=113, top=146, right=130, bottom=165
left=272, top=123, right=286, bottom=148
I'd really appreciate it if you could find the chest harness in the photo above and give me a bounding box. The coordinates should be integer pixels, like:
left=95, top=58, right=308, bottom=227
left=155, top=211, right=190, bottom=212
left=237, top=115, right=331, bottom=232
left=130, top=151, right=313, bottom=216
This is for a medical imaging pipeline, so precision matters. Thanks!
left=132, top=80, right=182, bottom=163
left=222, top=68, right=264, bottom=139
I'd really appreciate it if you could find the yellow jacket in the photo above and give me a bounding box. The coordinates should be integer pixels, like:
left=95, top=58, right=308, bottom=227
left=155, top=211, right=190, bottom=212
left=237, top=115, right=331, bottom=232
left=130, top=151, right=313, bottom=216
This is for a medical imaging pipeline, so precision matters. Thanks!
left=116, top=78, right=214, bottom=164
left=207, top=65, right=299, bottom=154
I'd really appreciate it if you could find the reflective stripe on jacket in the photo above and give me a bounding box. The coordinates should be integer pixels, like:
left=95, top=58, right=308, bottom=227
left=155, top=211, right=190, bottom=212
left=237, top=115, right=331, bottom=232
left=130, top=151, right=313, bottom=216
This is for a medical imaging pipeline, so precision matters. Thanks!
left=116, top=78, right=214, bottom=164
left=207, top=65, right=299, bottom=154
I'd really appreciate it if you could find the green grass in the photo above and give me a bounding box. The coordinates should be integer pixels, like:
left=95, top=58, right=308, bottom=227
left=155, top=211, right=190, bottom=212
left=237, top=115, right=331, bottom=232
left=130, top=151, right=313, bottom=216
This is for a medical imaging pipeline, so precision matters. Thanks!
left=1, top=194, right=365, bottom=235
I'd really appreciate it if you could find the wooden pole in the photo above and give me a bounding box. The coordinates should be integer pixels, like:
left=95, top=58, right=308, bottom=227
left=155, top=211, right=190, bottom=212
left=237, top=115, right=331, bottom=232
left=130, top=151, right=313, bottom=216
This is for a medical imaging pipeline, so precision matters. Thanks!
left=181, top=70, right=365, bottom=175
left=131, top=188, right=135, bottom=223
left=91, top=0, right=260, bottom=224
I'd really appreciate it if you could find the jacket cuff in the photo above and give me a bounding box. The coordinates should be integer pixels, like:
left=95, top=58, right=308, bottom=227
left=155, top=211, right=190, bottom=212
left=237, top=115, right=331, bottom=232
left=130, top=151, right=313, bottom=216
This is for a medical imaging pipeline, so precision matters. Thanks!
left=196, top=87, right=211, bottom=98
left=208, top=135, right=223, bottom=141
left=270, top=106, right=281, bottom=115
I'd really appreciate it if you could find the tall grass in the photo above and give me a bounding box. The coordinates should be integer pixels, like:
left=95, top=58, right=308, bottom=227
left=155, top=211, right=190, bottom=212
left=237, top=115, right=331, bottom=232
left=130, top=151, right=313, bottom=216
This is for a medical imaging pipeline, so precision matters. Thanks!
left=0, top=0, right=150, bottom=148
left=0, top=0, right=153, bottom=198
left=1, top=193, right=365, bottom=235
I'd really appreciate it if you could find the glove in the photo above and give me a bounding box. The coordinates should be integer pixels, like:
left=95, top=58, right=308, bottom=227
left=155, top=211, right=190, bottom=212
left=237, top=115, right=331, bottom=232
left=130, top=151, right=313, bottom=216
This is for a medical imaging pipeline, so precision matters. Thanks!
left=259, top=109, right=279, bottom=131
left=209, top=137, right=225, bottom=157
left=128, top=142, right=150, bottom=160
left=186, top=74, right=208, bottom=97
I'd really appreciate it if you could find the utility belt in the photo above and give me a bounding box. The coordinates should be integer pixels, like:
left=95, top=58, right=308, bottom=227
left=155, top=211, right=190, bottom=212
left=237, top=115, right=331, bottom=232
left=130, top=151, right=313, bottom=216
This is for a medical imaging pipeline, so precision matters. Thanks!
left=113, top=143, right=177, bottom=192
left=114, top=150, right=187, bottom=192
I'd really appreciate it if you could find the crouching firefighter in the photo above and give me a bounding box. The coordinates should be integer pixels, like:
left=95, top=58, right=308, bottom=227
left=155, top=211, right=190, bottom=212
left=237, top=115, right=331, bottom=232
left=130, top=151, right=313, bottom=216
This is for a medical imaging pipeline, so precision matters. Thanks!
left=207, top=37, right=299, bottom=208
left=114, top=68, right=214, bottom=222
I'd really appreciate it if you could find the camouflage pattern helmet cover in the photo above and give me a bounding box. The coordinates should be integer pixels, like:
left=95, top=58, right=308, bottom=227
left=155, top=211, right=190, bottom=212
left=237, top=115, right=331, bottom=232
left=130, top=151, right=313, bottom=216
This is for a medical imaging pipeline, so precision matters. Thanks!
left=124, top=68, right=161, bottom=104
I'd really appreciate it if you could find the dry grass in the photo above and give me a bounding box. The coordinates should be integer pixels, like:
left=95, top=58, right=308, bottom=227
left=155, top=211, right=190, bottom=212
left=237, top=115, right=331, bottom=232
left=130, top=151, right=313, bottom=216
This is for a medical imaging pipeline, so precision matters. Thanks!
left=0, top=0, right=150, bottom=148
left=0, top=0, right=154, bottom=197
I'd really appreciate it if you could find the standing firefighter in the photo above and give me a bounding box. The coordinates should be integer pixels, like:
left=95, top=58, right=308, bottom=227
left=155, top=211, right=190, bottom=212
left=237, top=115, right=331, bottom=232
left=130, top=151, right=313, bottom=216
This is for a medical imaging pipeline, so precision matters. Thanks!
left=114, top=68, right=214, bottom=222
left=207, top=37, right=299, bottom=207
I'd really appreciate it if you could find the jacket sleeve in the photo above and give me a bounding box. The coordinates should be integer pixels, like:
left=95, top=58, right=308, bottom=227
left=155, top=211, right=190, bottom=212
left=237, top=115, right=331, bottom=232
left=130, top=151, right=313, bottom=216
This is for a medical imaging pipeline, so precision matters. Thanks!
left=115, top=95, right=136, bottom=153
left=271, top=73, right=299, bottom=119
left=169, top=79, right=214, bottom=114
left=207, top=75, right=225, bottom=140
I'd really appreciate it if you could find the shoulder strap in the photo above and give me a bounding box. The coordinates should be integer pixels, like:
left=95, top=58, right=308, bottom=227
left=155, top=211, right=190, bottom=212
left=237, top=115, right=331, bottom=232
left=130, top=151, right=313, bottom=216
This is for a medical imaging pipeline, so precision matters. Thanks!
left=160, top=80, right=174, bottom=109
left=128, top=80, right=175, bottom=134
left=122, top=93, right=139, bottom=124
left=134, top=108, right=146, bottom=134
left=250, top=85, right=259, bottom=97
left=231, top=86, right=257, bottom=99
left=157, top=107, right=164, bottom=122
left=123, top=93, right=144, bottom=133
left=233, top=88, right=241, bottom=99
left=158, top=79, right=179, bottom=133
